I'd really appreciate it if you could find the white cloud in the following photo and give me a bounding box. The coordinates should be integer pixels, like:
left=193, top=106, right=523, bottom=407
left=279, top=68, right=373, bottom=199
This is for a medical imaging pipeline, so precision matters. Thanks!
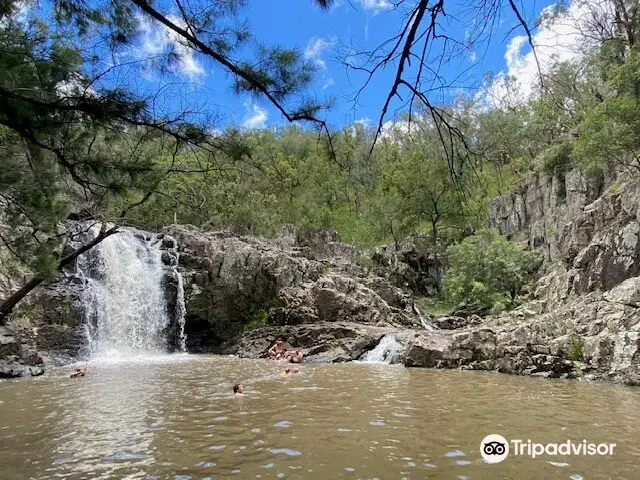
left=0, top=0, right=31, bottom=27
left=242, top=101, right=268, bottom=129
left=380, top=119, right=412, bottom=139
left=56, top=76, right=96, bottom=98
left=304, top=36, right=337, bottom=70
left=359, top=0, right=392, bottom=13
left=305, top=37, right=332, bottom=58
left=322, top=78, right=336, bottom=89
left=137, top=14, right=205, bottom=80
left=482, top=0, right=607, bottom=107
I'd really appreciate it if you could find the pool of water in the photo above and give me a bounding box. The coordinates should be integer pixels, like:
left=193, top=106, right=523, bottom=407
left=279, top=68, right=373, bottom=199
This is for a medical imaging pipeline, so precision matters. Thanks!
left=1, top=355, right=639, bottom=479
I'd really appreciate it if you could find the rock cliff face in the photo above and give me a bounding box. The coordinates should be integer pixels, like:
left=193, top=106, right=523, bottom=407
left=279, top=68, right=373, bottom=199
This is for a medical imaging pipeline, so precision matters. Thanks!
left=0, top=244, right=48, bottom=377
left=489, top=169, right=640, bottom=304
left=479, top=170, right=640, bottom=384
left=166, top=225, right=422, bottom=353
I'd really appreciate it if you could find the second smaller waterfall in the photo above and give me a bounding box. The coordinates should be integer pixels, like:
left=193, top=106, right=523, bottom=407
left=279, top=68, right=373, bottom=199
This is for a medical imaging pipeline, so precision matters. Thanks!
left=361, top=334, right=406, bottom=364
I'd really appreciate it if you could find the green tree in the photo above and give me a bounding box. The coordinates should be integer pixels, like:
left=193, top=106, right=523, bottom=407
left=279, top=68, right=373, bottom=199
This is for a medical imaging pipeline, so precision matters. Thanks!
left=444, top=229, right=541, bottom=311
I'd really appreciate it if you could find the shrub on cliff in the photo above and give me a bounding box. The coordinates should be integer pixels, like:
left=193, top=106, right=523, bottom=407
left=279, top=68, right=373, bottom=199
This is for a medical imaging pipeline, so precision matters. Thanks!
left=444, top=230, right=541, bottom=312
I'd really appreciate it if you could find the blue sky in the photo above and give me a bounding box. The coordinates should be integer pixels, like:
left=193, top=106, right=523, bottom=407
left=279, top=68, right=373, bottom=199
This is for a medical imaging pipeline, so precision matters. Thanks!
left=131, top=0, right=562, bottom=130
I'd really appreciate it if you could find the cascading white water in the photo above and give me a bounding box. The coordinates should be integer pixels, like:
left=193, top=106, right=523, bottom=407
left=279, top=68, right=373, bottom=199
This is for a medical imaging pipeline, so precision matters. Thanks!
left=77, top=226, right=186, bottom=358
left=174, top=269, right=187, bottom=353
left=361, top=334, right=406, bottom=364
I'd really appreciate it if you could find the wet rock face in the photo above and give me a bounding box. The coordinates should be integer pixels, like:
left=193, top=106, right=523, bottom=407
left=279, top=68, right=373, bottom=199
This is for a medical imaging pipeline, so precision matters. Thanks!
left=166, top=225, right=421, bottom=352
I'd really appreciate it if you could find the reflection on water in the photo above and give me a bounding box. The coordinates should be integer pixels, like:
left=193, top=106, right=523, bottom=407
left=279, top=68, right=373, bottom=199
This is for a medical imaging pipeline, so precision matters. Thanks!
left=2, top=356, right=640, bottom=479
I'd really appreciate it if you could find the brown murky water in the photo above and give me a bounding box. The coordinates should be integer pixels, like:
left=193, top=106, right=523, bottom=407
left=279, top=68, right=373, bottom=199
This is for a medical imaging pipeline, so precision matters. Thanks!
left=1, top=355, right=639, bottom=479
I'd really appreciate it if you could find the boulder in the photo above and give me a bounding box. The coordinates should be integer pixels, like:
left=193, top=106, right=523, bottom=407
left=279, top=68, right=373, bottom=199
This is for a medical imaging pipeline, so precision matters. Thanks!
left=0, top=362, right=29, bottom=379
left=0, top=324, right=46, bottom=378
left=404, top=332, right=455, bottom=368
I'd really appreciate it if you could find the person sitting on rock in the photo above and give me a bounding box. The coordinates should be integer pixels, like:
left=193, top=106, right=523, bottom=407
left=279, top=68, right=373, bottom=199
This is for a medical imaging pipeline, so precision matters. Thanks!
left=289, top=349, right=304, bottom=364
left=233, top=383, right=245, bottom=396
left=70, top=367, right=86, bottom=378
left=267, top=340, right=286, bottom=360
left=283, top=367, right=300, bottom=377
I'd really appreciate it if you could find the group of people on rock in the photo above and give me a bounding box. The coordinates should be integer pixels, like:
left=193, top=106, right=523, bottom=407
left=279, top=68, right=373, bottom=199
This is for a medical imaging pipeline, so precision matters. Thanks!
left=266, top=340, right=304, bottom=363
left=233, top=340, right=303, bottom=396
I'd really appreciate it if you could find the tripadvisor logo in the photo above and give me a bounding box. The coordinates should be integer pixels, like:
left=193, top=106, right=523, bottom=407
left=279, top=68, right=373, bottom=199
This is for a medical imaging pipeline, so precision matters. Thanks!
left=480, top=434, right=509, bottom=463
left=480, top=434, right=616, bottom=463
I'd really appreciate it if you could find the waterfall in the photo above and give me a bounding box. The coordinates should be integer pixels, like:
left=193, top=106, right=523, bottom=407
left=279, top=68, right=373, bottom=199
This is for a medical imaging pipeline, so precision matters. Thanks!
left=174, top=269, right=187, bottom=353
left=361, top=334, right=406, bottom=364
left=76, top=226, right=186, bottom=358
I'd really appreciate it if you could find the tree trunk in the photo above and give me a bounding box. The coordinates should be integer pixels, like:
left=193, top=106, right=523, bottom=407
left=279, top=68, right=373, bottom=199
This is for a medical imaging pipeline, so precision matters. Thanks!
left=0, top=226, right=119, bottom=323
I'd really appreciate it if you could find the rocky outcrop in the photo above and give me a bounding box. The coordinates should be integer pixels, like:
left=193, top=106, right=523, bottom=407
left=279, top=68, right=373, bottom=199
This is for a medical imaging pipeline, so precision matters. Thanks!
left=0, top=256, right=90, bottom=374
left=167, top=225, right=421, bottom=352
left=394, top=276, right=639, bottom=383
left=0, top=324, right=44, bottom=378
left=480, top=170, right=640, bottom=383
left=276, top=224, right=356, bottom=265
left=371, top=242, right=443, bottom=294
left=0, top=242, right=50, bottom=376
left=228, top=276, right=636, bottom=383
left=490, top=170, right=640, bottom=306
left=228, top=315, right=581, bottom=379
left=230, top=321, right=396, bottom=363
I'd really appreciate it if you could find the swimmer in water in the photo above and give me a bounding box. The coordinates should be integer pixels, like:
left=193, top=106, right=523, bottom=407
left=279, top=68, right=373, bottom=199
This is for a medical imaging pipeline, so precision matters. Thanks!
left=283, top=367, right=300, bottom=377
left=233, top=383, right=245, bottom=396
left=70, top=367, right=86, bottom=378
